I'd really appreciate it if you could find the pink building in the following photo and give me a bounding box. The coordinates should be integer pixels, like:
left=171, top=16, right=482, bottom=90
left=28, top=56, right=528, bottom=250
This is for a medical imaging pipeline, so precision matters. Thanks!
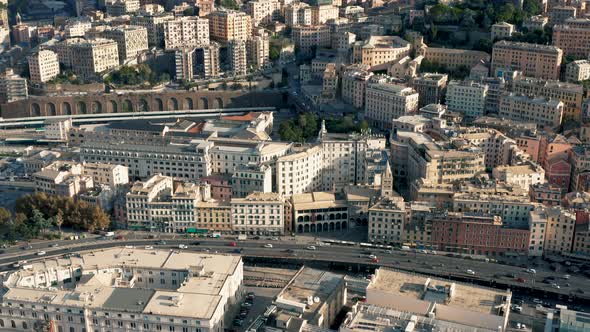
left=529, top=183, right=562, bottom=206
left=544, top=158, right=572, bottom=190
left=516, top=134, right=548, bottom=163
left=200, top=174, right=232, bottom=201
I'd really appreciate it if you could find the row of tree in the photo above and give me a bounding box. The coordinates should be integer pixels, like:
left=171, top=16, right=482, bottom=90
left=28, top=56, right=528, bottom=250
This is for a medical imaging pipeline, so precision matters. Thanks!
left=104, top=64, right=170, bottom=87
left=0, top=192, right=111, bottom=242
left=279, top=113, right=370, bottom=142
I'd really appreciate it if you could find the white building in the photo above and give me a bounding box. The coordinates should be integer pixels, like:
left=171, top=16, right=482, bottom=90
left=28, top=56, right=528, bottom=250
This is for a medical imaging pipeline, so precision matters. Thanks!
left=565, top=59, right=590, bottom=82
left=499, top=94, right=564, bottom=128
left=245, top=0, right=281, bottom=26
left=491, top=21, right=515, bottom=41
left=227, top=40, right=247, bottom=76
left=102, top=25, right=149, bottom=64
left=28, top=50, right=60, bottom=84
left=368, top=196, right=406, bottom=244
left=64, top=18, right=92, bottom=38
left=106, top=0, right=140, bottom=16
left=163, top=16, right=210, bottom=50
left=492, top=163, right=545, bottom=191
left=0, top=69, right=27, bottom=104
left=0, top=248, right=243, bottom=332
left=82, top=162, right=129, bottom=189
left=341, top=65, right=373, bottom=109
left=44, top=118, right=72, bottom=141
left=231, top=163, right=272, bottom=198
left=231, top=192, right=285, bottom=235
left=446, top=80, right=488, bottom=119
left=364, top=77, right=419, bottom=129
left=69, top=38, right=120, bottom=78
left=246, top=33, right=270, bottom=70
left=276, top=145, right=324, bottom=196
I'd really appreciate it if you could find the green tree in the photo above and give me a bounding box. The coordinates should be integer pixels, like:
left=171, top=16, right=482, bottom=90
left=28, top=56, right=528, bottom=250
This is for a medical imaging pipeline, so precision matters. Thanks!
left=496, top=3, right=515, bottom=22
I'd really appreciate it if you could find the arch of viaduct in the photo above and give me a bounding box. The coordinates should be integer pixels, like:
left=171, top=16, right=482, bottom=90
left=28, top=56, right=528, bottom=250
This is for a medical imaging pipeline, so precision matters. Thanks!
left=0, top=90, right=287, bottom=119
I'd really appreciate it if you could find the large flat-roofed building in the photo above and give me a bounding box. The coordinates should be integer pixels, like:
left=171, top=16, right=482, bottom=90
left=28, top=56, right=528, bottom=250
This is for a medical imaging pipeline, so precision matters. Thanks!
left=368, top=196, right=406, bottom=244
left=274, top=266, right=346, bottom=329
left=492, top=41, right=562, bottom=80
left=231, top=163, right=272, bottom=198
left=445, top=80, right=488, bottom=120
left=341, top=65, right=373, bottom=109
left=366, top=268, right=511, bottom=331
left=81, top=162, right=129, bottom=189
left=499, top=94, right=564, bottom=128
left=0, top=248, right=243, bottom=332
left=102, top=25, right=148, bottom=64
left=28, top=50, right=60, bottom=83
left=276, top=145, right=323, bottom=196
left=245, top=0, right=281, bottom=27
left=411, top=73, right=448, bottom=108
left=32, top=161, right=94, bottom=198
left=163, top=16, right=210, bottom=50
left=417, top=43, right=490, bottom=70
left=208, top=10, right=252, bottom=42
left=511, top=77, right=584, bottom=120
left=292, top=25, right=331, bottom=57
left=231, top=192, right=285, bottom=235
left=130, top=10, right=174, bottom=47
left=566, top=59, right=590, bottom=82
left=352, top=35, right=410, bottom=68
left=292, top=192, right=349, bottom=233
left=69, top=38, right=120, bottom=78
left=365, top=77, right=419, bottom=129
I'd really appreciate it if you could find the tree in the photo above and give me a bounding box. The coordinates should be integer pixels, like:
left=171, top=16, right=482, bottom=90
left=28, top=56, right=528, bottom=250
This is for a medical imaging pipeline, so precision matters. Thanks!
left=53, top=210, right=64, bottom=234
left=496, top=3, right=515, bottom=22
left=523, top=0, right=541, bottom=16
left=473, top=38, right=493, bottom=53
left=0, top=208, right=11, bottom=226
left=461, top=9, right=476, bottom=28
left=269, top=47, right=280, bottom=61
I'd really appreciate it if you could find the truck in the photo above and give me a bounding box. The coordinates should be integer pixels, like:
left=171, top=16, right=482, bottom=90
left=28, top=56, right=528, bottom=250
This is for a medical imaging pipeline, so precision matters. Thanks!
left=238, top=234, right=247, bottom=241
left=210, top=232, right=221, bottom=238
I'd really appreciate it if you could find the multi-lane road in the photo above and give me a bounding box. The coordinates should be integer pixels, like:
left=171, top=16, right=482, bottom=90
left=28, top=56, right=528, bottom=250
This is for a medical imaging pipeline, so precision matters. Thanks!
left=1, top=236, right=588, bottom=302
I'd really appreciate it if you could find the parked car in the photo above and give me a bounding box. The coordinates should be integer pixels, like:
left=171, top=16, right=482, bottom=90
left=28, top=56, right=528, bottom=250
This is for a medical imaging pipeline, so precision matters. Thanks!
left=525, top=268, right=536, bottom=274
left=263, top=244, right=273, bottom=248
left=306, top=246, right=317, bottom=250
left=37, top=251, right=46, bottom=256
left=466, top=269, right=476, bottom=275
left=178, top=244, right=188, bottom=249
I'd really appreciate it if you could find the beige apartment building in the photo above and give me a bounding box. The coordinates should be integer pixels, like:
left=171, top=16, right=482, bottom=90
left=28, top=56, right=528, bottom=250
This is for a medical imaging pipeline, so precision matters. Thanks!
left=27, top=49, right=60, bottom=83
left=565, top=59, right=590, bottom=82
left=445, top=80, right=488, bottom=119
left=491, top=21, right=515, bottom=40
left=368, top=196, right=406, bottom=244
left=544, top=207, right=576, bottom=255
left=102, top=25, right=148, bottom=64
left=549, top=5, right=577, bottom=25
left=231, top=192, right=286, bottom=235
left=69, top=38, right=119, bottom=78
left=352, top=35, right=410, bottom=68
left=227, top=40, right=248, bottom=76
left=499, top=94, right=564, bottom=128
left=82, top=162, right=129, bottom=189
left=492, top=41, right=563, bottom=80
left=411, top=73, right=448, bottom=108
left=492, top=163, right=545, bottom=191
left=130, top=10, right=174, bottom=47
left=292, top=25, right=331, bottom=56
left=106, top=0, right=140, bottom=16
left=311, top=5, right=339, bottom=25
left=276, top=145, right=323, bottom=196
left=245, top=0, right=281, bottom=26
left=208, top=10, right=252, bottom=42
left=365, top=77, right=419, bottom=129
left=246, top=33, right=270, bottom=69
left=33, top=161, right=94, bottom=198
left=163, top=16, right=210, bottom=50
left=524, top=15, right=548, bottom=31
left=284, top=2, right=312, bottom=26
left=511, top=77, right=584, bottom=120
left=417, top=41, right=490, bottom=70
left=553, top=22, right=590, bottom=58
left=196, top=200, right=232, bottom=232
left=341, top=65, right=373, bottom=109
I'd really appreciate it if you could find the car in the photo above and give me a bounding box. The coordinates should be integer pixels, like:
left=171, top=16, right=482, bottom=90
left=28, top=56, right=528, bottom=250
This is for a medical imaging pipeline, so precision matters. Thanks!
left=532, top=298, right=543, bottom=304
left=178, top=244, right=188, bottom=249
left=191, top=241, right=200, bottom=246
left=263, top=244, right=273, bottom=248
left=125, top=245, right=134, bottom=249
left=284, top=249, right=295, bottom=253
left=247, top=292, right=255, bottom=296
left=157, top=240, right=167, bottom=245
left=49, top=243, right=59, bottom=248
left=252, top=236, right=261, bottom=240
left=525, top=268, right=537, bottom=274
left=228, top=242, right=237, bottom=247
left=241, top=302, right=253, bottom=308
left=466, top=269, right=476, bottom=275
left=37, top=251, right=46, bottom=256
left=22, top=245, right=33, bottom=250
left=144, top=245, right=154, bottom=250
left=511, top=305, right=523, bottom=313
left=270, top=237, right=279, bottom=241
left=385, top=250, right=392, bottom=254
left=368, top=254, right=377, bottom=260
left=563, top=274, right=570, bottom=280
left=307, top=246, right=317, bottom=250
left=551, top=283, right=560, bottom=289
left=114, top=235, right=125, bottom=240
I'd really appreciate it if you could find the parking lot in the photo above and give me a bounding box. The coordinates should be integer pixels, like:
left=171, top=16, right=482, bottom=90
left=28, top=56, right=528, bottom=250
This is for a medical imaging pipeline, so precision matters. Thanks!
left=228, top=286, right=281, bottom=331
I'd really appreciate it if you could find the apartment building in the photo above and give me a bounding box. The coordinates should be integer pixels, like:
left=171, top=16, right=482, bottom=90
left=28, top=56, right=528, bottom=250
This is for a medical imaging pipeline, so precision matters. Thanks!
left=368, top=196, right=406, bottom=244
left=549, top=5, right=577, bottom=25
left=445, top=80, right=488, bottom=119
left=196, top=0, right=215, bottom=16
left=491, top=21, right=515, bottom=40
left=106, top=0, right=140, bottom=16
left=163, top=16, right=210, bottom=50
left=209, top=140, right=290, bottom=174
left=82, top=162, right=129, bottom=189
left=231, top=163, right=272, bottom=198
left=499, top=94, right=564, bottom=128
left=284, top=2, right=312, bottom=26
left=544, top=207, right=576, bottom=255
left=453, top=193, right=535, bottom=229
left=431, top=213, right=530, bottom=256
left=553, top=22, right=590, bottom=58
left=565, top=59, right=590, bottom=82
left=492, top=163, right=545, bottom=191
left=321, top=63, right=337, bottom=102
left=411, top=73, right=448, bottom=108
left=246, top=33, right=270, bottom=69
left=492, top=41, right=563, bottom=80
left=64, top=18, right=92, bottom=37
left=341, top=65, right=373, bottom=109
left=529, top=182, right=563, bottom=206
left=529, top=207, right=548, bottom=256
left=524, top=15, right=548, bottom=31
left=0, top=248, right=243, bottom=332
left=573, top=222, right=590, bottom=256
left=311, top=5, right=339, bottom=24
left=318, top=122, right=386, bottom=190
left=511, top=77, right=584, bottom=120
left=364, top=77, right=419, bottom=129
left=352, top=35, right=410, bottom=68
left=569, top=145, right=590, bottom=192
left=208, top=10, right=252, bottom=42
left=195, top=199, right=232, bottom=232
left=227, top=40, right=248, bottom=76
left=417, top=42, right=490, bottom=70
left=27, top=50, right=60, bottom=84
left=126, top=175, right=212, bottom=232
left=33, top=161, right=93, bottom=198
left=292, top=192, right=349, bottom=233
left=0, top=69, right=27, bottom=104
left=231, top=192, right=285, bottom=235
left=276, top=145, right=323, bottom=196
left=69, top=38, right=119, bottom=78
left=245, top=0, right=281, bottom=26
left=102, top=25, right=148, bottom=64
left=130, top=10, right=174, bottom=47
left=175, top=43, right=221, bottom=80
left=80, top=140, right=213, bottom=181
left=292, top=25, right=331, bottom=56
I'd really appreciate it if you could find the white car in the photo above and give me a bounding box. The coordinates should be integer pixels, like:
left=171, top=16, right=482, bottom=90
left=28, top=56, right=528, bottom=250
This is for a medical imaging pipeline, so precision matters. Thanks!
left=124, top=245, right=134, bottom=249
left=270, top=237, right=279, bottom=241
left=563, top=274, right=570, bottom=280
left=466, top=269, right=476, bottom=275
left=368, top=254, right=377, bottom=260
left=37, top=251, right=46, bottom=256
left=307, top=246, right=317, bottom=250
left=511, top=305, right=523, bottom=313
left=144, top=245, right=154, bottom=250
left=263, top=244, right=273, bottom=248
left=178, top=244, right=188, bottom=249
left=525, top=268, right=536, bottom=274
